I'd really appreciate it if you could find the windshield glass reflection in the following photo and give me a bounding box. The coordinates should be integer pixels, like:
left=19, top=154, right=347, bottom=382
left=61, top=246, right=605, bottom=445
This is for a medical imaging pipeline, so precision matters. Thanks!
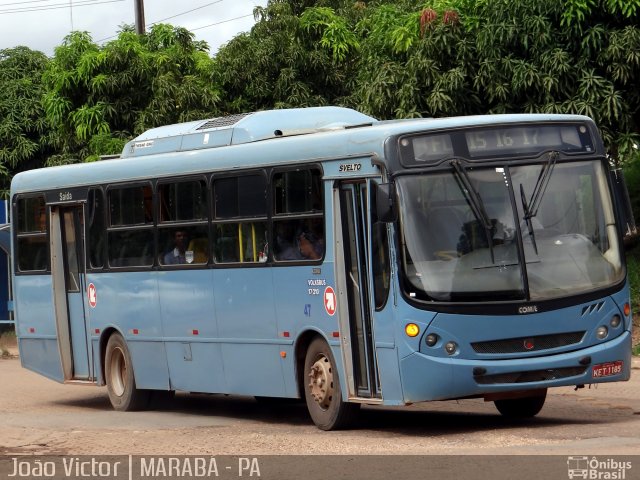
left=397, top=160, right=623, bottom=303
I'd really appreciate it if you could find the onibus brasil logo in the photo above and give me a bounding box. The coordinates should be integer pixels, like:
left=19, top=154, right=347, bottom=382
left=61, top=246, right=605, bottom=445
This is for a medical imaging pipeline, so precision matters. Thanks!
left=567, top=456, right=632, bottom=479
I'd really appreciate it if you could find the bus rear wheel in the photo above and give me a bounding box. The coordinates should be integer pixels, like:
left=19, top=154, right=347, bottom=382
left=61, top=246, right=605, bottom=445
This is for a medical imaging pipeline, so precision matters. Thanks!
left=303, top=338, right=359, bottom=430
left=105, top=333, right=150, bottom=411
left=494, top=390, right=547, bottom=418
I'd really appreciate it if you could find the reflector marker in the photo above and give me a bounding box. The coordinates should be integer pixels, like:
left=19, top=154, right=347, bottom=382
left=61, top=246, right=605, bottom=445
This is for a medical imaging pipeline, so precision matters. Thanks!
left=282, top=331, right=290, bottom=338
left=332, top=331, right=340, bottom=338
left=192, top=329, right=199, bottom=336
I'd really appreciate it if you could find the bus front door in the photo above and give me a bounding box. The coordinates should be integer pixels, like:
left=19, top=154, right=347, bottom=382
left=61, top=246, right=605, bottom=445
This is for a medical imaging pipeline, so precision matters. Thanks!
left=336, top=181, right=381, bottom=400
left=50, top=205, right=91, bottom=380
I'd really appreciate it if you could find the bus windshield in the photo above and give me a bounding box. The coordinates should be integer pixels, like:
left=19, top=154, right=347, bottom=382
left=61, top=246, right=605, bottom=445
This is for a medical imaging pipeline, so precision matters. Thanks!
left=397, top=160, right=623, bottom=302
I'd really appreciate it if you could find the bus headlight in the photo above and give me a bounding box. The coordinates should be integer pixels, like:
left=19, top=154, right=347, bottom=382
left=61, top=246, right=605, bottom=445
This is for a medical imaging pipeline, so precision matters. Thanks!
left=425, top=333, right=439, bottom=347
left=610, top=315, right=621, bottom=328
left=444, top=341, right=458, bottom=355
left=596, top=326, right=608, bottom=340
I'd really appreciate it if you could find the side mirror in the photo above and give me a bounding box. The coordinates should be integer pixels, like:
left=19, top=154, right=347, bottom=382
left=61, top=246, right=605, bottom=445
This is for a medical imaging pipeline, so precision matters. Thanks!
left=611, top=168, right=639, bottom=249
left=372, top=181, right=397, bottom=223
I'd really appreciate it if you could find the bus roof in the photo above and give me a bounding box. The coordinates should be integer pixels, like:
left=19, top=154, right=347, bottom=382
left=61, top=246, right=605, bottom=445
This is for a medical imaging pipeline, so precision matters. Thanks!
left=120, top=107, right=378, bottom=159
left=11, top=108, right=596, bottom=195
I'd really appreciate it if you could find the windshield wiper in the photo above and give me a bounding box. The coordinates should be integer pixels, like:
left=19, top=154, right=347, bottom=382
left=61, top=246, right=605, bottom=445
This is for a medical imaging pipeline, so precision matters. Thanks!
left=526, top=151, right=558, bottom=220
left=520, top=183, right=538, bottom=254
left=450, top=159, right=495, bottom=263
left=519, top=151, right=559, bottom=255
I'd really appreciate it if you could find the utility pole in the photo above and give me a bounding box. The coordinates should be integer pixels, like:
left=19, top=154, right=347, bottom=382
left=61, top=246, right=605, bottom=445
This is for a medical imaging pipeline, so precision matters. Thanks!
left=69, top=0, right=74, bottom=30
left=134, top=0, right=146, bottom=34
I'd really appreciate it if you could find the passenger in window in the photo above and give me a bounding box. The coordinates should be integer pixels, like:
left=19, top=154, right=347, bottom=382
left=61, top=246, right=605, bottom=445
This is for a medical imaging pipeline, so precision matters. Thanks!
left=274, top=222, right=302, bottom=260
left=37, top=206, right=46, bottom=231
left=298, top=231, right=323, bottom=260
left=164, top=229, right=189, bottom=264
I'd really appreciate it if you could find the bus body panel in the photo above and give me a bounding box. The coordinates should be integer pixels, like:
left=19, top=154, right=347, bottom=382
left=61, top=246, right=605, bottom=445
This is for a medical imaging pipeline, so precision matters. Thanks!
left=18, top=338, right=63, bottom=382
left=373, top=345, right=405, bottom=405
left=87, top=272, right=170, bottom=390
left=417, top=297, right=627, bottom=361
left=158, top=269, right=226, bottom=393
left=126, top=339, right=171, bottom=390
left=399, top=330, right=631, bottom=403
left=213, top=268, right=286, bottom=397
left=272, top=261, right=342, bottom=398
left=14, top=275, right=64, bottom=382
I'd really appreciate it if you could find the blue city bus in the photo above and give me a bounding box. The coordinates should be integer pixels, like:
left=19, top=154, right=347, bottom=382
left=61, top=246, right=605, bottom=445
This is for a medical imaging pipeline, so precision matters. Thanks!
left=11, top=107, right=633, bottom=430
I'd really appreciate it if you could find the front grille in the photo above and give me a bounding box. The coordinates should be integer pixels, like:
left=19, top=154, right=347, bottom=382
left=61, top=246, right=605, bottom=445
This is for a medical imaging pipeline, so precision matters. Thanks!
left=196, top=113, right=250, bottom=130
left=474, top=366, right=587, bottom=385
left=471, top=331, right=585, bottom=354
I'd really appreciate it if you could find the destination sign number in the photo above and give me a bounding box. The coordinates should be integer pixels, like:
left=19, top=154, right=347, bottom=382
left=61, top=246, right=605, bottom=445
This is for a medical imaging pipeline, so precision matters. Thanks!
left=400, top=123, right=593, bottom=165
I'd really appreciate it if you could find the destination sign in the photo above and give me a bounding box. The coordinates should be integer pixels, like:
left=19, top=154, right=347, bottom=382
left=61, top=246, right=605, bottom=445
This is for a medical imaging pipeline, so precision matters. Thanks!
left=399, top=123, right=594, bottom=166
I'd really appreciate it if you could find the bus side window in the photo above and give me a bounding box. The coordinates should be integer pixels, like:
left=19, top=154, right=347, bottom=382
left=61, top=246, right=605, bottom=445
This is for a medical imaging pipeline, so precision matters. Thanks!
left=158, top=179, right=209, bottom=266
left=272, top=168, right=324, bottom=262
left=372, top=221, right=390, bottom=309
left=87, top=188, right=105, bottom=269
left=15, top=195, right=48, bottom=272
left=212, top=174, right=268, bottom=264
left=107, top=185, right=154, bottom=268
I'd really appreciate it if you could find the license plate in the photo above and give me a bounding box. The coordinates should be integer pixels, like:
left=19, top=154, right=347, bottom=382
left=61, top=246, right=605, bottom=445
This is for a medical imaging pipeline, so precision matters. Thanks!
left=592, top=361, right=623, bottom=378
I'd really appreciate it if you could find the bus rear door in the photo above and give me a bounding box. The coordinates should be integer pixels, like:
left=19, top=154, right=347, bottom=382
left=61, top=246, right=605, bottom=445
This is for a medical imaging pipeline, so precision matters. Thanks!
left=335, top=180, right=382, bottom=400
left=50, top=203, right=92, bottom=380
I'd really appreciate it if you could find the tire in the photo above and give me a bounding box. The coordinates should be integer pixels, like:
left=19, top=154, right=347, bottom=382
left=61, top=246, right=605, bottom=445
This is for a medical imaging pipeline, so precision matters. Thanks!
left=105, top=333, right=150, bottom=411
left=494, top=389, right=547, bottom=418
left=303, top=338, right=359, bottom=430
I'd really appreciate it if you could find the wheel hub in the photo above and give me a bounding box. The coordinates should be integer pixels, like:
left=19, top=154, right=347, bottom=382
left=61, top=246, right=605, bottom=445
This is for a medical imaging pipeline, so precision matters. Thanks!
left=308, top=356, right=334, bottom=409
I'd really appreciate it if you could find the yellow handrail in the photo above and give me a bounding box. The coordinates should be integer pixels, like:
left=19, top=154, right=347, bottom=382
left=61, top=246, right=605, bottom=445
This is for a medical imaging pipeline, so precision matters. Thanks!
left=251, top=223, right=257, bottom=262
left=238, top=223, right=244, bottom=263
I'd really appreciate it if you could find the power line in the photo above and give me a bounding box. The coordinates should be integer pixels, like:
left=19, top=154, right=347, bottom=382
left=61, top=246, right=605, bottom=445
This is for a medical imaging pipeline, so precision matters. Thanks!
left=0, top=0, right=59, bottom=7
left=149, top=0, right=225, bottom=26
left=98, top=10, right=256, bottom=44
left=0, top=0, right=124, bottom=15
left=0, top=0, right=95, bottom=13
left=191, top=13, right=254, bottom=32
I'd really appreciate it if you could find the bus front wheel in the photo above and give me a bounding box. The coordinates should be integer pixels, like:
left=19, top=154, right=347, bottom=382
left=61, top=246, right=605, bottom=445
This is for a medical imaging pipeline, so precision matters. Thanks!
left=105, top=333, right=150, bottom=411
left=303, top=338, right=359, bottom=430
left=494, top=390, right=547, bottom=418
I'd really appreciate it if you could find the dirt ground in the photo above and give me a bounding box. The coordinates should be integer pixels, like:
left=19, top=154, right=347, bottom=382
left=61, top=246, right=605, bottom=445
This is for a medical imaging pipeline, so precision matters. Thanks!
left=1, top=329, right=640, bottom=456
left=1, top=354, right=639, bottom=456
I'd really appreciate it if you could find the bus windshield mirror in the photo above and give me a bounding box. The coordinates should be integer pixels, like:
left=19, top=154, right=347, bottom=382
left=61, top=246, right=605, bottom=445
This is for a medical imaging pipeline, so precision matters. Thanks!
left=450, top=159, right=495, bottom=264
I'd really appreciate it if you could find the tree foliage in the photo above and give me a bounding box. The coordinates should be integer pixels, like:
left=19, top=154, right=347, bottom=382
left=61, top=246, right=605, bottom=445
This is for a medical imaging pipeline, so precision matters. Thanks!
left=0, top=47, right=50, bottom=195
left=213, top=0, right=361, bottom=112
left=43, top=25, right=220, bottom=164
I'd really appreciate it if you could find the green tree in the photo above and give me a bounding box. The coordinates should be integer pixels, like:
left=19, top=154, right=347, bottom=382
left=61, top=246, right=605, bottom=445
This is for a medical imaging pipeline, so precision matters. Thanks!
left=472, top=0, right=640, bottom=162
left=43, top=25, right=220, bottom=164
left=213, top=0, right=360, bottom=113
left=0, top=47, right=51, bottom=196
left=352, top=2, right=478, bottom=118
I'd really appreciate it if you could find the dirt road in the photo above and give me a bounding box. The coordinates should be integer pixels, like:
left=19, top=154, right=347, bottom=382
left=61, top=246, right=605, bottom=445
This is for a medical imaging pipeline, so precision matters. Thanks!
left=1, top=355, right=639, bottom=456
